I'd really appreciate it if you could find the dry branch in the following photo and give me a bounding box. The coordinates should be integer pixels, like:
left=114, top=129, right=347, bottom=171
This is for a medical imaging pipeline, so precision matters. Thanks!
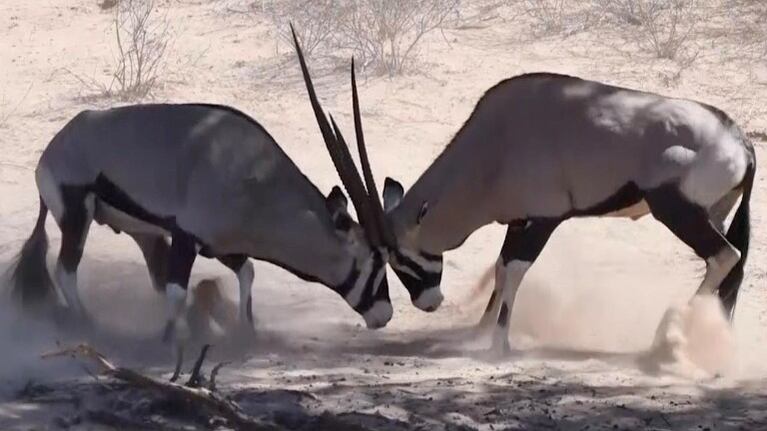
left=42, top=344, right=282, bottom=431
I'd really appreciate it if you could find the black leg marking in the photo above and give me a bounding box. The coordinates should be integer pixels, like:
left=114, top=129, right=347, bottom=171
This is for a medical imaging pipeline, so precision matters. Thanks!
left=58, top=187, right=92, bottom=273
left=645, top=184, right=728, bottom=260
left=500, top=219, right=561, bottom=265
left=131, top=234, right=170, bottom=292
left=56, top=186, right=95, bottom=320
left=246, top=296, right=254, bottom=323
left=491, top=219, right=560, bottom=352
left=167, top=231, right=198, bottom=288
left=164, top=230, right=198, bottom=382
left=217, top=254, right=255, bottom=325
left=645, top=183, right=745, bottom=302
left=497, top=303, right=510, bottom=327
left=162, top=230, right=197, bottom=345
left=217, top=254, right=247, bottom=272
left=483, top=290, right=497, bottom=314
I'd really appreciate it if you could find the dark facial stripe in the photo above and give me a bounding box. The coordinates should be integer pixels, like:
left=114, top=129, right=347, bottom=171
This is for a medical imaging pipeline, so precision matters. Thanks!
left=335, top=263, right=361, bottom=298
left=393, top=251, right=441, bottom=282
left=391, top=251, right=442, bottom=300
left=354, top=252, right=386, bottom=313
left=420, top=251, right=443, bottom=262
left=334, top=252, right=388, bottom=314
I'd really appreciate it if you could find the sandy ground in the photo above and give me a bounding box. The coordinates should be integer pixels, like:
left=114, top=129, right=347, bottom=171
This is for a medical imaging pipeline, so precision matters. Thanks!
left=1, top=1, right=766, bottom=430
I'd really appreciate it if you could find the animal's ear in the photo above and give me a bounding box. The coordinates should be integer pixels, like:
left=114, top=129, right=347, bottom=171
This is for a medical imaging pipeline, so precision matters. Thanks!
left=417, top=201, right=429, bottom=225
left=326, top=186, right=352, bottom=231
left=383, top=177, right=404, bottom=212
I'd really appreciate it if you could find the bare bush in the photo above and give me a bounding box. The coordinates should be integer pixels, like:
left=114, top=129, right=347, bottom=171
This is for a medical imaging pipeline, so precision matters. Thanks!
left=264, top=0, right=460, bottom=76
left=521, top=0, right=568, bottom=34
left=0, top=85, right=32, bottom=130
left=724, top=0, right=767, bottom=59
left=514, top=0, right=595, bottom=37
left=266, top=0, right=342, bottom=60
left=594, top=0, right=703, bottom=60
left=111, top=0, right=170, bottom=100
left=336, top=0, right=461, bottom=76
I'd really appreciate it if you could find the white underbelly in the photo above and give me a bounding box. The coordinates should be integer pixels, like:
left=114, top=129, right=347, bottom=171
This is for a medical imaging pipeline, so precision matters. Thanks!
left=94, top=201, right=170, bottom=236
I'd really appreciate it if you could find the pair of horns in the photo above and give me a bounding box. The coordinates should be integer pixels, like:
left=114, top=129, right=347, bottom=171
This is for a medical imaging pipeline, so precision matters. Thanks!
left=290, top=24, right=396, bottom=248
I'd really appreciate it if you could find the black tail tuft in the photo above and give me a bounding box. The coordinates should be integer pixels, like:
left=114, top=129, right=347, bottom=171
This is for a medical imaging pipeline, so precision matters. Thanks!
left=718, top=162, right=756, bottom=320
left=6, top=197, right=55, bottom=313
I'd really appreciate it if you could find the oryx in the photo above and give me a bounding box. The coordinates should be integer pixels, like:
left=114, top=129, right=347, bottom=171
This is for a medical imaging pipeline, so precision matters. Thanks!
left=7, top=37, right=394, bottom=378
left=291, top=26, right=446, bottom=317
left=353, top=73, right=755, bottom=354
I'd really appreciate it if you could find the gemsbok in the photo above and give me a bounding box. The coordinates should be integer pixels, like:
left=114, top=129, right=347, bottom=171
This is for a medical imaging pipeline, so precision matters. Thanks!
left=326, top=69, right=756, bottom=354
left=7, top=32, right=394, bottom=379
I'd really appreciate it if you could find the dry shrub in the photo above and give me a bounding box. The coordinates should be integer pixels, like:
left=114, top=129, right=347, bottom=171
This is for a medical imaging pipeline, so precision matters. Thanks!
left=267, top=0, right=343, bottom=60
left=520, top=0, right=568, bottom=34
left=336, top=0, right=461, bottom=76
left=594, top=0, right=703, bottom=60
left=724, top=0, right=767, bottom=59
left=68, top=0, right=171, bottom=101
left=111, top=0, right=171, bottom=100
left=265, top=0, right=460, bottom=76
left=515, top=0, right=596, bottom=37
left=0, top=85, right=32, bottom=130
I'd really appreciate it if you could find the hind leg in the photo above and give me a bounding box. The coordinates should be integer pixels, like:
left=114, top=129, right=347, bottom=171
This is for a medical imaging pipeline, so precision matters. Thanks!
left=130, top=233, right=170, bottom=293
left=645, top=184, right=740, bottom=299
left=707, top=188, right=746, bottom=316
left=708, top=189, right=741, bottom=234
left=162, top=230, right=198, bottom=382
left=217, top=254, right=255, bottom=331
left=54, top=186, right=95, bottom=321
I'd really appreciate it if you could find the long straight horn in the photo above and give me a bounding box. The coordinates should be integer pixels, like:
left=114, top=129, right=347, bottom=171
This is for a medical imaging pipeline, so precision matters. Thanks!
left=350, top=58, right=397, bottom=248
left=290, top=24, right=381, bottom=245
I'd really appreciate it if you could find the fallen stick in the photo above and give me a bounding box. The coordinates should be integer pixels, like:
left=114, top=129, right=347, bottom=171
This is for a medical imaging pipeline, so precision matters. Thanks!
left=185, top=344, right=211, bottom=388
left=42, top=344, right=283, bottom=431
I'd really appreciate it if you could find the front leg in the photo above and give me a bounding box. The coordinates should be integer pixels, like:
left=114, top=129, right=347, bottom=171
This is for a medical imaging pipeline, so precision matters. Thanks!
left=490, top=220, right=560, bottom=357
left=161, top=230, right=197, bottom=382
left=218, top=254, right=255, bottom=332
left=475, top=258, right=506, bottom=332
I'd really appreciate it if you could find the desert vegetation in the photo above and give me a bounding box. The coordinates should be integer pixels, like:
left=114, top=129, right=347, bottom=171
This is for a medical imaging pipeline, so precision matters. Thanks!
left=69, top=0, right=172, bottom=101
left=64, top=0, right=767, bottom=99
left=2, top=0, right=766, bottom=430
left=263, top=0, right=461, bottom=76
